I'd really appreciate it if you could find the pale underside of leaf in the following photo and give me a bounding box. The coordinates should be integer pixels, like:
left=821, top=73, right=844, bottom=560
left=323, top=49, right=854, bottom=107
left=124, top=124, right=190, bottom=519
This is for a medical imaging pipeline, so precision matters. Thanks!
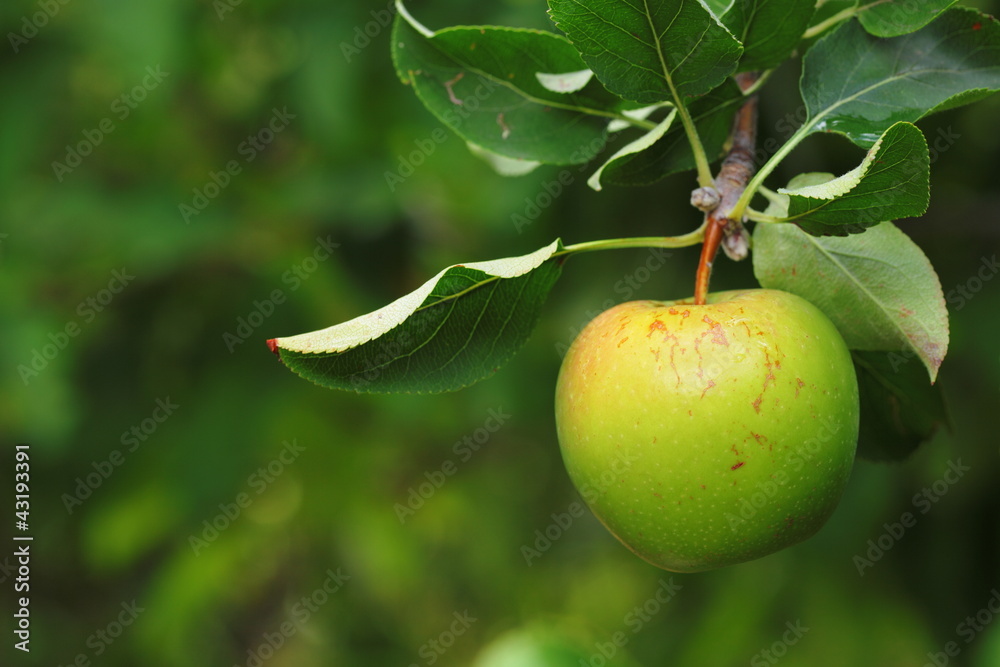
left=536, top=69, right=595, bottom=92
left=752, top=220, right=949, bottom=381
left=607, top=103, right=671, bottom=132
left=778, top=141, right=879, bottom=200
left=702, top=0, right=732, bottom=17
left=395, top=0, right=432, bottom=37
left=467, top=142, right=542, bottom=176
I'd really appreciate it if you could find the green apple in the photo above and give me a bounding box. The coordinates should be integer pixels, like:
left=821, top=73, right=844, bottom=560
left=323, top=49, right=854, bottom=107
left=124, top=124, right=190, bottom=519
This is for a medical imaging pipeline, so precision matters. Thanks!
left=555, top=289, right=859, bottom=572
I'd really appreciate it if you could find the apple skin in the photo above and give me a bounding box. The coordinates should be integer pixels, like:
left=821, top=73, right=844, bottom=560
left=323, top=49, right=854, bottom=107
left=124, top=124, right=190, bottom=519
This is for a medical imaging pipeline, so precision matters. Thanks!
left=554, top=289, right=859, bottom=572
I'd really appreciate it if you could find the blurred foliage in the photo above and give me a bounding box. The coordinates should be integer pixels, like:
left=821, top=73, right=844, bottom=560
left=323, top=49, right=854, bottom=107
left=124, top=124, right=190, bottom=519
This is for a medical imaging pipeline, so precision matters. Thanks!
left=2, top=0, right=999, bottom=665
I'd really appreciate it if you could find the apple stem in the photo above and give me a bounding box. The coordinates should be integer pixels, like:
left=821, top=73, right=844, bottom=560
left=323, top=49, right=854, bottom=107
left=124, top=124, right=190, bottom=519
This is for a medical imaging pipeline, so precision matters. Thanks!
left=693, top=74, right=760, bottom=305
left=693, top=219, right=723, bottom=305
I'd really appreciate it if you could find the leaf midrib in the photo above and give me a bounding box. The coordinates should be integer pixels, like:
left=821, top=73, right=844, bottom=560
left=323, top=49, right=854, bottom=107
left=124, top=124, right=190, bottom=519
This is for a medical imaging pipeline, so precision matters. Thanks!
left=805, top=235, right=936, bottom=349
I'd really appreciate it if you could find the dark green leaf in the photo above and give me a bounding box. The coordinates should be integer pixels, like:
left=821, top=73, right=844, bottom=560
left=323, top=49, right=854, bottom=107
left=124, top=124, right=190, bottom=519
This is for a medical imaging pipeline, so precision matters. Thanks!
left=598, top=81, right=743, bottom=186
left=858, top=0, right=957, bottom=38
left=774, top=122, right=929, bottom=236
left=752, top=219, right=949, bottom=381
left=547, top=0, right=743, bottom=104
left=722, top=0, right=815, bottom=71
left=588, top=110, right=678, bottom=191
left=800, top=9, right=1000, bottom=147
left=854, top=351, right=949, bottom=462
left=269, top=242, right=564, bottom=393
left=392, top=4, right=624, bottom=165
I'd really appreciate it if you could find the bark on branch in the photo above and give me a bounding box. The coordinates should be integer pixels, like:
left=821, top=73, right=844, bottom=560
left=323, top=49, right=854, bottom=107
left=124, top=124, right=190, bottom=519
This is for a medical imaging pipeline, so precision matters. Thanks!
left=692, top=73, right=760, bottom=305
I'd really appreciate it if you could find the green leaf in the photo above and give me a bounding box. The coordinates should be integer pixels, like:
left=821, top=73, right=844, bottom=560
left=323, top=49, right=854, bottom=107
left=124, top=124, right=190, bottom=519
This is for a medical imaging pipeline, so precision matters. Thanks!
left=752, top=220, right=949, bottom=382
left=598, top=81, right=743, bottom=186
left=800, top=8, right=1000, bottom=148
left=858, top=0, right=958, bottom=38
left=547, top=0, right=744, bottom=105
left=773, top=122, right=929, bottom=236
left=391, top=2, right=626, bottom=165
left=269, top=242, right=564, bottom=393
left=722, top=0, right=815, bottom=71
left=853, top=351, right=949, bottom=462
left=588, top=110, right=677, bottom=191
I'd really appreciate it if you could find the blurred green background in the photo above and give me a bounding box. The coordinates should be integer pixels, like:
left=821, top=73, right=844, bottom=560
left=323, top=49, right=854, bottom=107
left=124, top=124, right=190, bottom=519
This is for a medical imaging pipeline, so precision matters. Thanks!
left=3, top=0, right=1000, bottom=665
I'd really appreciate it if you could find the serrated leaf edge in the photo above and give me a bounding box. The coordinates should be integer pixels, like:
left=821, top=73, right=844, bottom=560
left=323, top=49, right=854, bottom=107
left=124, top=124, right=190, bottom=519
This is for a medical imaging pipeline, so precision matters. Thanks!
left=272, top=240, right=561, bottom=355
left=791, top=224, right=948, bottom=381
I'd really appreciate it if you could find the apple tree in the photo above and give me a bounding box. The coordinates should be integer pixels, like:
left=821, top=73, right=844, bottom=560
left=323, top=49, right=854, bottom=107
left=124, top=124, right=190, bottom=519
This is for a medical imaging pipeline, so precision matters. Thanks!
left=266, top=0, right=1000, bottom=570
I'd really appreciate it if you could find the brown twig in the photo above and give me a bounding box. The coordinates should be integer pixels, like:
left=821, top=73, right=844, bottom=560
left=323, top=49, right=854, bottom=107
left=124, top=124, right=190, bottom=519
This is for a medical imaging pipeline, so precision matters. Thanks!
left=692, top=74, right=760, bottom=305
